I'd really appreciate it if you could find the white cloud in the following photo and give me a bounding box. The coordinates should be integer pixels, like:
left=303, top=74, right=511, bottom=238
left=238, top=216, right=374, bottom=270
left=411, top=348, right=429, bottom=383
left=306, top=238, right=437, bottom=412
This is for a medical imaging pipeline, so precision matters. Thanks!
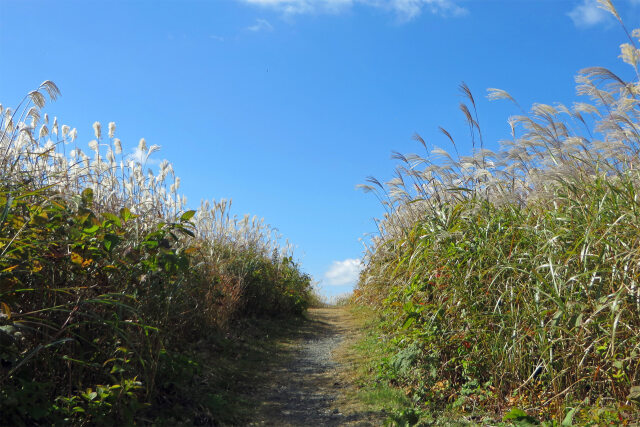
left=568, top=0, right=610, bottom=28
left=324, top=258, right=363, bottom=286
left=247, top=18, right=275, bottom=32
left=238, top=0, right=467, bottom=21
left=381, top=0, right=468, bottom=20
left=242, top=0, right=351, bottom=15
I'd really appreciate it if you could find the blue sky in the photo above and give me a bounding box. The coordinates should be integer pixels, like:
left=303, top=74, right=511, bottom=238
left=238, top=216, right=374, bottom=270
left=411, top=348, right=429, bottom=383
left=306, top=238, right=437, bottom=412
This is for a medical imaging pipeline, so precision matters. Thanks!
left=1, top=0, right=639, bottom=298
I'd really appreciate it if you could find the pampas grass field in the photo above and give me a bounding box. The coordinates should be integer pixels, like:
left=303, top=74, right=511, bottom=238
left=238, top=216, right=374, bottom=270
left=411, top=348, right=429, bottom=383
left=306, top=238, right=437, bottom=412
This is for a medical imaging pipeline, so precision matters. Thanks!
left=0, top=81, right=313, bottom=424
left=353, top=1, right=640, bottom=424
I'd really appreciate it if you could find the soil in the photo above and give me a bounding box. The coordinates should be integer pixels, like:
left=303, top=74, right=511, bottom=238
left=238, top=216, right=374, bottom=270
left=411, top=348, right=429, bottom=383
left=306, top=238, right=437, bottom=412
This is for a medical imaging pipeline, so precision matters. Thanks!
left=243, top=307, right=384, bottom=426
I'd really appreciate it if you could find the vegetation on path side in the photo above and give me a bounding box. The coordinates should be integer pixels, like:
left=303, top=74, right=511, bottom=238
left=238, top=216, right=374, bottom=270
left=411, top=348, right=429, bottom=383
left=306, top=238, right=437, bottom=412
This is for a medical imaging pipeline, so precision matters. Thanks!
left=0, top=82, right=315, bottom=425
left=351, top=2, right=640, bottom=425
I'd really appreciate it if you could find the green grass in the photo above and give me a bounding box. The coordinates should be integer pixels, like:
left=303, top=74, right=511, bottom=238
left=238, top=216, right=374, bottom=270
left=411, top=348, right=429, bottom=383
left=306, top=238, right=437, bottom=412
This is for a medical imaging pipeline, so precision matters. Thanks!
left=338, top=306, right=414, bottom=418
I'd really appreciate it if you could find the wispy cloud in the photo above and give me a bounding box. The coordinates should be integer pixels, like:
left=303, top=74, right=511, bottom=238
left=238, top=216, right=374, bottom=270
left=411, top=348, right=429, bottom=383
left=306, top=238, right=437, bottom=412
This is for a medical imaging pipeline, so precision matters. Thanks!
left=247, top=18, right=275, bottom=32
left=238, top=0, right=467, bottom=21
left=324, top=258, right=363, bottom=286
left=377, top=0, right=468, bottom=20
left=241, top=0, right=350, bottom=15
left=567, top=0, right=611, bottom=28
left=210, top=35, right=225, bottom=41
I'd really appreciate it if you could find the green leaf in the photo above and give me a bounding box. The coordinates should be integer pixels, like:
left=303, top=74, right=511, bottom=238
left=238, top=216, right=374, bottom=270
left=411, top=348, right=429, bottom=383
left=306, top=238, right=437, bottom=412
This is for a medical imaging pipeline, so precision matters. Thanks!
left=81, top=188, right=94, bottom=205
left=402, top=316, right=416, bottom=329
left=574, top=314, right=583, bottom=328
left=110, top=365, right=125, bottom=374
left=103, top=234, right=120, bottom=252
left=102, top=212, right=122, bottom=227
left=83, top=225, right=100, bottom=234
left=102, top=234, right=114, bottom=252
left=561, top=407, right=577, bottom=426
left=180, top=210, right=196, bottom=222
left=143, top=239, right=159, bottom=249
left=627, top=385, right=640, bottom=404
left=119, top=207, right=136, bottom=222
left=503, top=408, right=539, bottom=424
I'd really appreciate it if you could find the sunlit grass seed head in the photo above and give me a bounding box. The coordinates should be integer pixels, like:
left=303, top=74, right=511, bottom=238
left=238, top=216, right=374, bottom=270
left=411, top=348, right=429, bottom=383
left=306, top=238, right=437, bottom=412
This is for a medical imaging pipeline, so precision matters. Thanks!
left=114, top=138, right=122, bottom=154
left=93, top=121, right=101, bottom=140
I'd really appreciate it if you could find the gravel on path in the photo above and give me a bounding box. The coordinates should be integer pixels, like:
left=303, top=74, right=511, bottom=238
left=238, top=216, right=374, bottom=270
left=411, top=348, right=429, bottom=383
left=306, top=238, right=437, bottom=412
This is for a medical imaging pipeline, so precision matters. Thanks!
left=245, top=308, right=382, bottom=427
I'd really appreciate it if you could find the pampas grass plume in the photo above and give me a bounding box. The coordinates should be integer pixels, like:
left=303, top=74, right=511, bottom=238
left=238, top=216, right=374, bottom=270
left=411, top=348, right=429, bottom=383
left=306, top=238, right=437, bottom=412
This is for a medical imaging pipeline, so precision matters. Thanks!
left=39, top=125, right=48, bottom=139
left=93, top=121, right=101, bottom=140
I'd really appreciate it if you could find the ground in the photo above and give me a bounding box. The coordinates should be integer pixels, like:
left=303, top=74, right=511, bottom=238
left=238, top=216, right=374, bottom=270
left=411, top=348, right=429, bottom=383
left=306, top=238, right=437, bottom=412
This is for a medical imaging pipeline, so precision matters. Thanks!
left=241, top=307, right=385, bottom=426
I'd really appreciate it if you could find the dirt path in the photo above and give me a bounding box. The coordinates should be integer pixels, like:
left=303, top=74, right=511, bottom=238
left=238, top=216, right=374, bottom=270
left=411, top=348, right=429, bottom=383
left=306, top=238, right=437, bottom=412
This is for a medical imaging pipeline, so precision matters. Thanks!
left=245, top=307, right=383, bottom=426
